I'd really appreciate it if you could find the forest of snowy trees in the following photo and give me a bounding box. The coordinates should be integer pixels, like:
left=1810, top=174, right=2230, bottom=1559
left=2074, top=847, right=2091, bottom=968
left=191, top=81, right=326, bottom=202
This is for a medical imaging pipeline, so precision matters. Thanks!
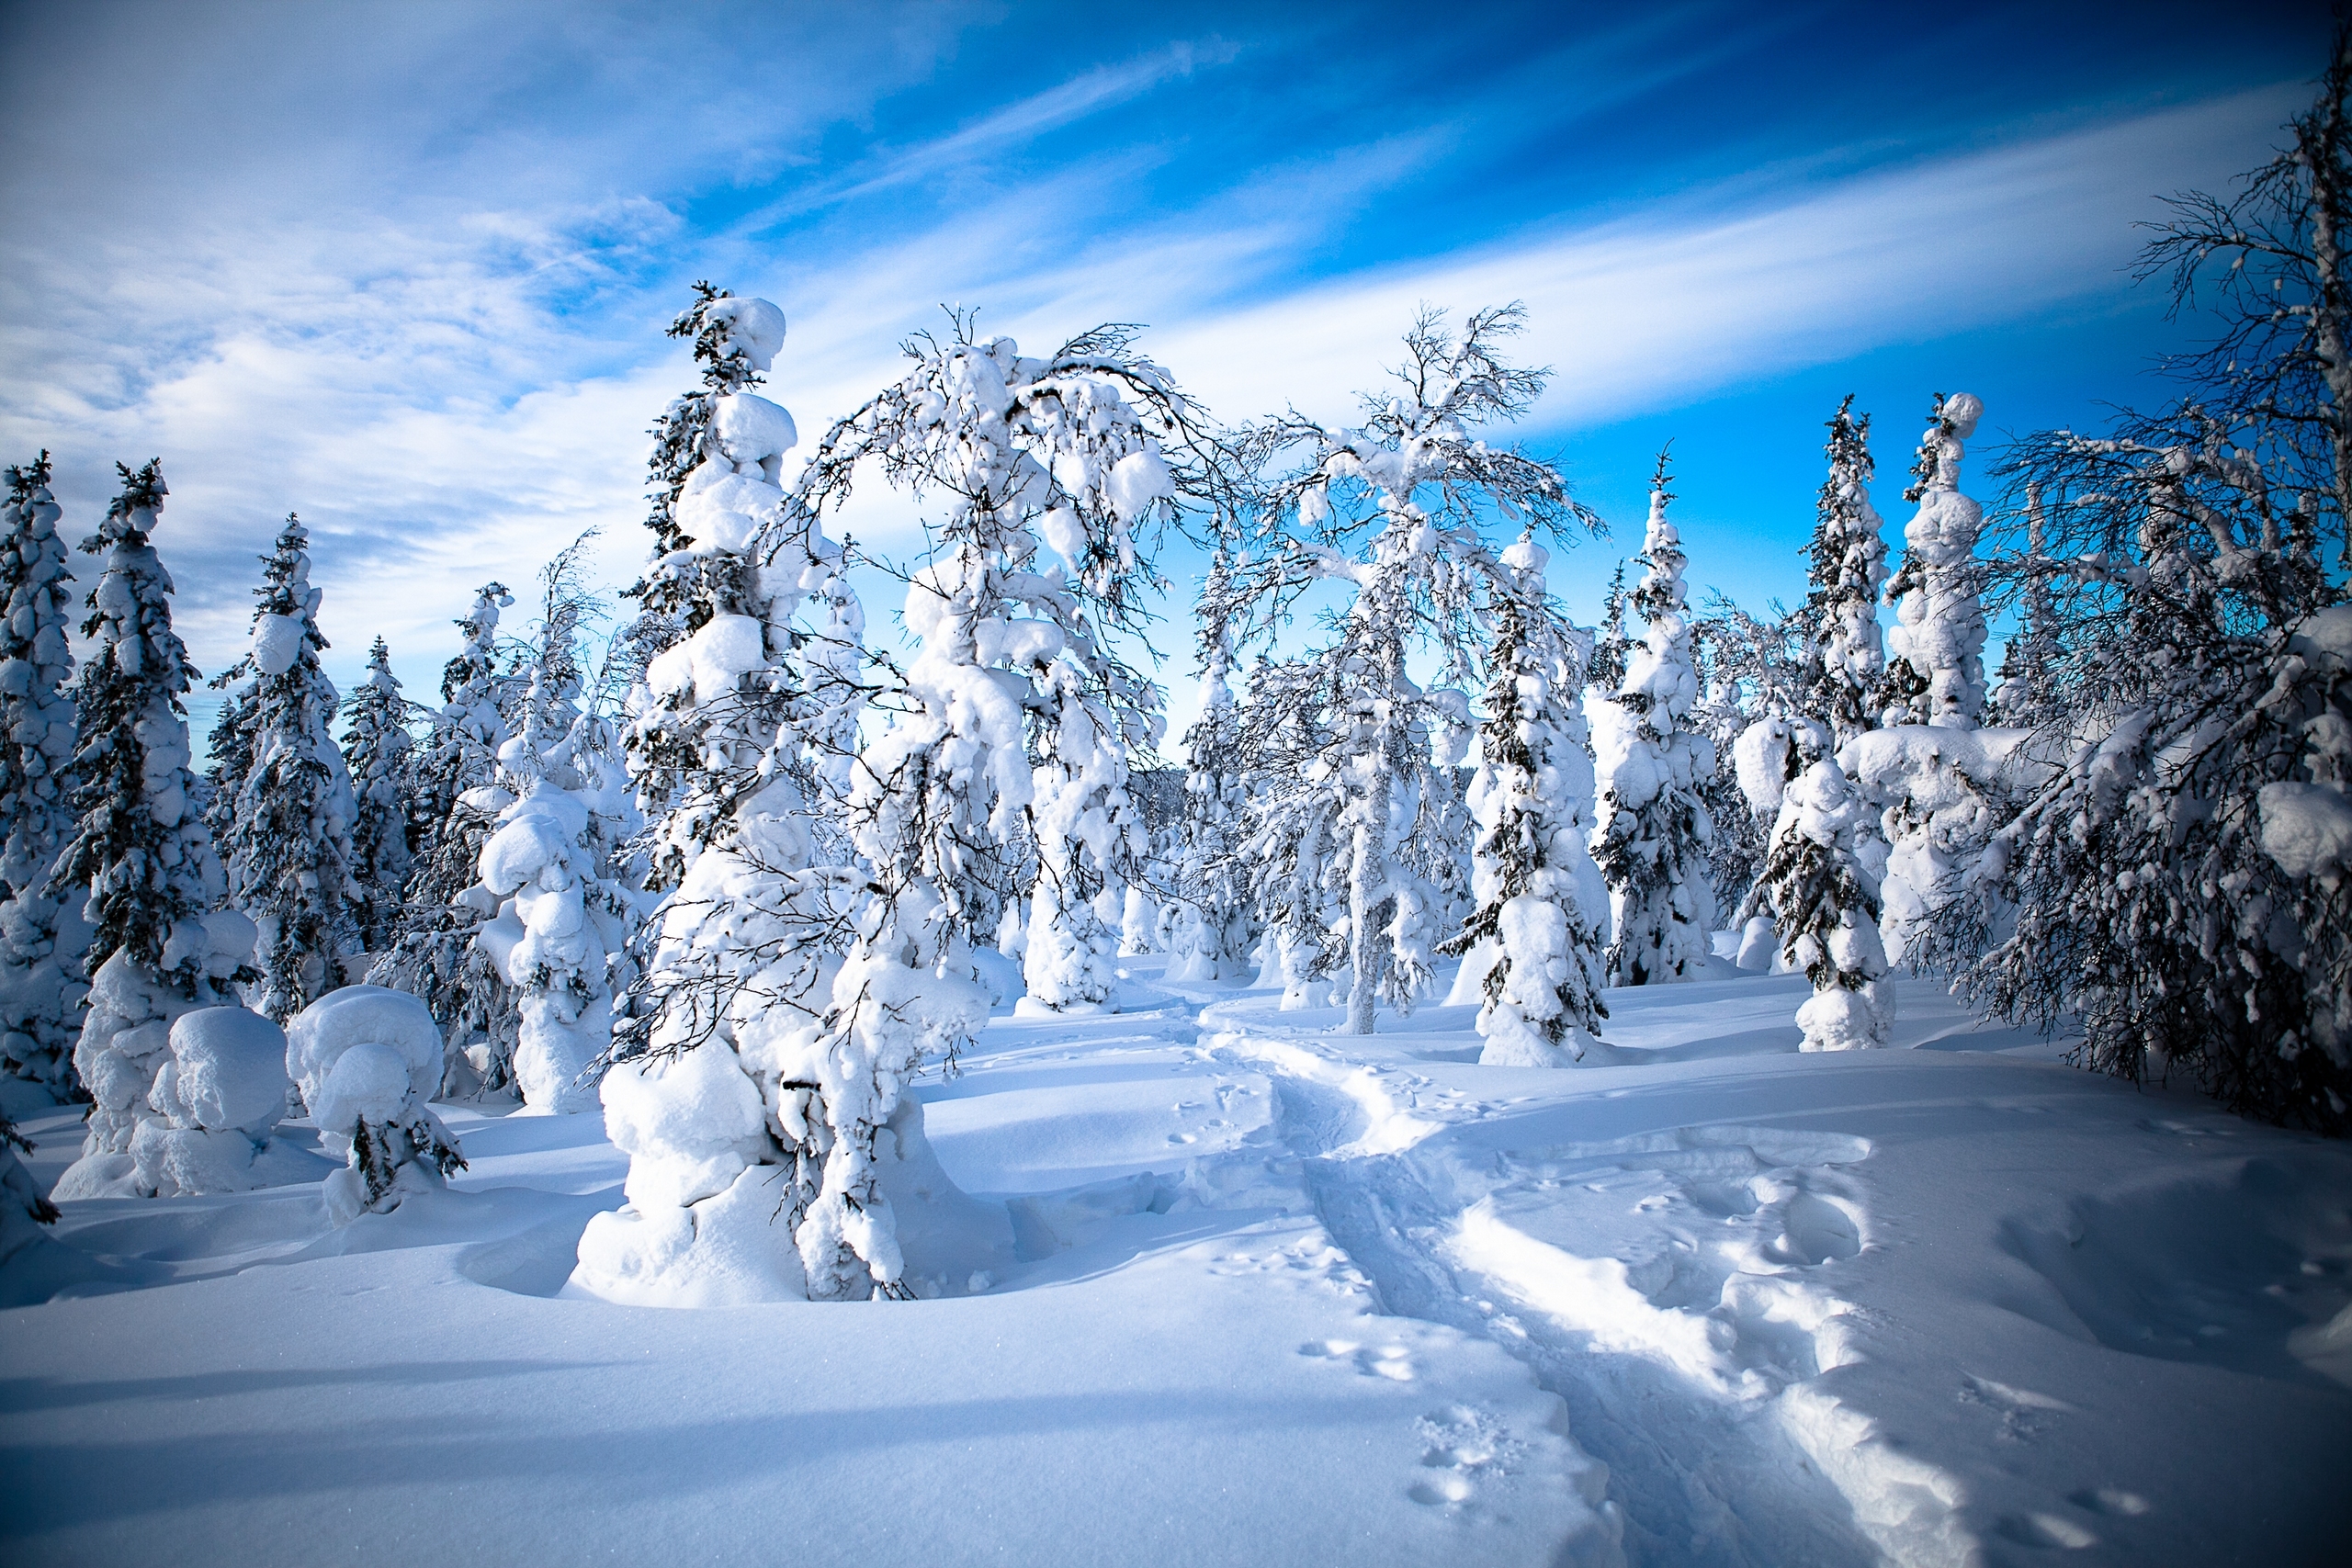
left=2, top=56, right=2349, bottom=1301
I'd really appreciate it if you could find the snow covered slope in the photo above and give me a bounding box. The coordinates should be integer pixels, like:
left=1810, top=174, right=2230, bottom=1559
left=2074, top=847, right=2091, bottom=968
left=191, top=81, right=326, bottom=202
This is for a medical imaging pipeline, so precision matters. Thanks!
left=4, top=964, right=2347, bottom=1567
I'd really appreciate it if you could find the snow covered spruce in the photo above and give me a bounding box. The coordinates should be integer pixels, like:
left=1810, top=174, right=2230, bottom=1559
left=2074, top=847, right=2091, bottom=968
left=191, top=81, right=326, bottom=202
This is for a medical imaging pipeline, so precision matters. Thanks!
left=464, top=544, right=636, bottom=1114
left=1437, top=533, right=1610, bottom=1066
left=1595, top=448, right=1716, bottom=986
left=49, top=462, right=261, bottom=1199
left=342, top=637, right=415, bottom=959
left=205, top=514, right=363, bottom=1021
left=0, top=453, right=86, bottom=1095
left=368, top=581, right=520, bottom=1095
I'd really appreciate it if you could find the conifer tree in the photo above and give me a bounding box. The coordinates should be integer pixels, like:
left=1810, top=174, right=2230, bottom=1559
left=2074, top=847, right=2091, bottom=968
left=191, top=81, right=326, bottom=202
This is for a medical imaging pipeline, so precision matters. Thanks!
left=1759, top=759, right=1892, bottom=1050
left=367, top=581, right=518, bottom=1093
left=1596, top=448, right=1717, bottom=985
left=465, top=541, right=634, bottom=1113
left=49, top=462, right=256, bottom=1196
left=1805, top=397, right=1890, bottom=749
left=0, top=454, right=86, bottom=1093
left=1883, top=393, right=1988, bottom=728
left=1440, top=535, right=1609, bottom=1065
left=207, top=515, right=362, bottom=1021
left=1, top=1110, right=60, bottom=1257
left=1163, top=555, right=1254, bottom=983
left=342, top=637, right=414, bottom=955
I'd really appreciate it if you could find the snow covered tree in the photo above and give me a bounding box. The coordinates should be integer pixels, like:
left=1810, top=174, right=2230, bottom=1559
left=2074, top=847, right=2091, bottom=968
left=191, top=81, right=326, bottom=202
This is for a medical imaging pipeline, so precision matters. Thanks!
left=1758, top=759, right=1892, bottom=1051
left=207, top=515, right=362, bottom=1021
left=466, top=540, right=635, bottom=1113
left=343, top=637, right=414, bottom=956
left=1805, top=397, right=1890, bottom=749
left=1225, top=304, right=1593, bottom=1033
left=1929, top=412, right=2350, bottom=1130
left=1883, top=394, right=1988, bottom=729
left=0, top=454, right=86, bottom=1094
left=721, top=313, right=1193, bottom=1298
left=1439, top=534, right=1609, bottom=1065
left=48, top=462, right=258, bottom=1197
left=1161, top=552, right=1255, bottom=983
left=368, top=581, right=518, bottom=1093
left=1596, top=448, right=1717, bottom=985
left=1853, top=394, right=2004, bottom=966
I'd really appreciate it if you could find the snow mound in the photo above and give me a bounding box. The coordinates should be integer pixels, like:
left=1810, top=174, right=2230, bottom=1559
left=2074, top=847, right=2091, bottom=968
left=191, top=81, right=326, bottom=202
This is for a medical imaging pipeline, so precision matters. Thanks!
left=2260, top=782, right=2352, bottom=882
left=153, top=1007, right=288, bottom=1135
left=286, top=986, right=461, bottom=1225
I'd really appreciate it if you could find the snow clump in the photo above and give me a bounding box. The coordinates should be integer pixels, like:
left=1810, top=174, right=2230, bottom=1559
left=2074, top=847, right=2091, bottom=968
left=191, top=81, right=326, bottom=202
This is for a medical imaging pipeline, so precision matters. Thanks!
left=286, top=985, right=463, bottom=1224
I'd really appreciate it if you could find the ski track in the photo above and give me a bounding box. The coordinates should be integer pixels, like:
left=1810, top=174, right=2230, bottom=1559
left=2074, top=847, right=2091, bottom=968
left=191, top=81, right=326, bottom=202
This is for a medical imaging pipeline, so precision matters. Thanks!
left=1183, top=1009, right=1949, bottom=1568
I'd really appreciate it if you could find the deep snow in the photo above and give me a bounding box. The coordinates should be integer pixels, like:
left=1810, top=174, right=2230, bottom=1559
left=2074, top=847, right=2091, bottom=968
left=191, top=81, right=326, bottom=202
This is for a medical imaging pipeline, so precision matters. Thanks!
left=4, top=960, right=2348, bottom=1567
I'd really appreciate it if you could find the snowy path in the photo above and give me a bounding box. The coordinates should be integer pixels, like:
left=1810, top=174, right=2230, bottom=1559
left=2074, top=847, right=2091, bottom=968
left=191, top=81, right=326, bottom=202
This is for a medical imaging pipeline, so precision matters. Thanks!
left=6, top=961, right=2350, bottom=1566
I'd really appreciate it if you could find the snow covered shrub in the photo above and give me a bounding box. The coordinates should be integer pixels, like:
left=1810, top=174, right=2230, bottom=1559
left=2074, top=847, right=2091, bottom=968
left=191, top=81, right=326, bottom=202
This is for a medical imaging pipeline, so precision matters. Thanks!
left=1223, top=304, right=1595, bottom=1033
left=1758, top=761, right=1892, bottom=1052
left=0, top=453, right=86, bottom=1094
left=1596, top=450, right=1717, bottom=985
left=342, top=637, right=415, bottom=957
left=49, top=462, right=259, bottom=1198
left=1438, top=535, right=1608, bottom=1066
left=207, top=515, right=363, bottom=1020
left=1231, top=657, right=1349, bottom=1009
left=286, top=985, right=462, bottom=1224
left=368, top=581, right=519, bottom=1094
left=129, top=1006, right=292, bottom=1196
left=0, top=1110, right=59, bottom=1258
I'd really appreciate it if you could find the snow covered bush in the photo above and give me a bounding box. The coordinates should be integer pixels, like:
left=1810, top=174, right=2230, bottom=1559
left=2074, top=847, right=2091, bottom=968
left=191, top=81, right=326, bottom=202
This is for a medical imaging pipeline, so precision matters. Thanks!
left=369, top=581, right=518, bottom=1094
left=342, top=637, right=415, bottom=957
left=1438, top=535, right=1608, bottom=1066
left=207, top=515, right=362, bottom=1020
left=1595, top=451, right=1717, bottom=985
left=286, top=985, right=463, bottom=1224
left=1758, top=761, right=1892, bottom=1052
left=49, top=462, right=259, bottom=1198
left=128, top=1006, right=292, bottom=1196
left=0, top=453, right=86, bottom=1094
left=1223, top=304, right=1594, bottom=1033
left=0, top=1110, right=59, bottom=1259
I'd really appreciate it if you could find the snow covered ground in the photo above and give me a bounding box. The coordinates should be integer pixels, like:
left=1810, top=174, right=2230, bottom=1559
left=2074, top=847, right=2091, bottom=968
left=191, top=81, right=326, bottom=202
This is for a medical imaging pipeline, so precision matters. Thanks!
left=5, top=960, right=2348, bottom=1567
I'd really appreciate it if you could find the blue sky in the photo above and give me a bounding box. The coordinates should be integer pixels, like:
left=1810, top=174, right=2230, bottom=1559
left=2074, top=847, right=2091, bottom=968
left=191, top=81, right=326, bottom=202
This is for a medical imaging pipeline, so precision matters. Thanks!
left=0, top=0, right=2330, bottom=743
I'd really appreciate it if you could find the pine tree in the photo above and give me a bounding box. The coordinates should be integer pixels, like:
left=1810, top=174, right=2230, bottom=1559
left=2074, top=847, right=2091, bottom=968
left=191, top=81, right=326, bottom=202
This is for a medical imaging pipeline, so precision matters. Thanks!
left=367, top=581, right=518, bottom=1094
left=0, top=454, right=87, bottom=1094
left=1440, top=535, right=1609, bottom=1065
left=48, top=462, right=257, bottom=1197
left=1, top=1110, right=60, bottom=1258
left=1805, top=397, right=1890, bottom=749
left=1596, top=448, right=1718, bottom=985
left=342, top=637, right=414, bottom=955
left=1225, top=304, right=1592, bottom=1033
left=207, top=515, right=363, bottom=1021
